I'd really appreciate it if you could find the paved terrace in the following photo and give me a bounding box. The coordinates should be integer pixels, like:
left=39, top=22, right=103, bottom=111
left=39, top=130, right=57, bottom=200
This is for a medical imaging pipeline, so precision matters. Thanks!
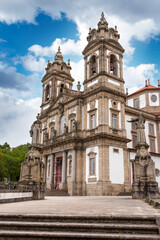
left=0, top=196, right=160, bottom=216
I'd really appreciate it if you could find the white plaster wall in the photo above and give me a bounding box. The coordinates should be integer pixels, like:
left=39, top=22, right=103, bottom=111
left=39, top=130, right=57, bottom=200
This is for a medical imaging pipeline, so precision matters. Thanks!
left=109, top=99, right=112, bottom=127
left=109, top=146, right=124, bottom=184
left=88, top=79, right=98, bottom=87
left=108, top=79, right=120, bottom=86
left=140, top=94, right=146, bottom=108
left=152, top=156, right=160, bottom=187
left=146, top=120, right=158, bottom=153
left=149, top=92, right=159, bottom=106
left=127, top=99, right=133, bottom=107
left=118, top=102, right=121, bottom=129
left=0, top=192, right=33, bottom=200
left=125, top=115, right=132, bottom=148
left=86, top=146, right=99, bottom=183
left=145, top=120, right=149, bottom=146
left=87, top=103, right=90, bottom=129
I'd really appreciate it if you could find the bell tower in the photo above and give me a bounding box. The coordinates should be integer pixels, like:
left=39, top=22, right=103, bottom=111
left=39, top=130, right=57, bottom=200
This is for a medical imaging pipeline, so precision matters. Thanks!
left=41, top=47, right=74, bottom=111
left=83, top=12, right=125, bottom=93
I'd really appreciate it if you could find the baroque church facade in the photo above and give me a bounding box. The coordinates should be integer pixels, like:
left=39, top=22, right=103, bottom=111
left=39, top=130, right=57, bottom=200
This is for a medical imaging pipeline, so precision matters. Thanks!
left=31, top=13, right=160, bottom=196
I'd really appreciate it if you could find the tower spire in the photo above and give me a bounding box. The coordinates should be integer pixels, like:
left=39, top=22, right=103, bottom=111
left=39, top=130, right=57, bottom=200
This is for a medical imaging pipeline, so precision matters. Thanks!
left=97, top=12, right=108, bottom=30
left=54, top=46, right=63, bottom=62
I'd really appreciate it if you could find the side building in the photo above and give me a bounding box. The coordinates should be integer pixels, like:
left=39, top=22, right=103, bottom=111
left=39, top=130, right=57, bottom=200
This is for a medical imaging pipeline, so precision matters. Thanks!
left=33, top=13, right=160, bottom=196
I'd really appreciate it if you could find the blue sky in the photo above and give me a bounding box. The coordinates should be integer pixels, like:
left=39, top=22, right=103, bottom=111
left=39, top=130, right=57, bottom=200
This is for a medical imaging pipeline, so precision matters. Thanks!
left=0, top=0, right=160, bottom=146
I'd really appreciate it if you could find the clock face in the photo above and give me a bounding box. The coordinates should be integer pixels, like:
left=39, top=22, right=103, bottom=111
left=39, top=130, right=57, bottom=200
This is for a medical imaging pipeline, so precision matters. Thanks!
left=151, top=94, right=157, bottom=102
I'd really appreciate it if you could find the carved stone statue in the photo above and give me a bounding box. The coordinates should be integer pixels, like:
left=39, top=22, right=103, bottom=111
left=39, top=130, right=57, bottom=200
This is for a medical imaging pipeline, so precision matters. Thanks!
left=18, top=146, right=45, bottom=199
left=30, top=114, right=41, bottom=145
left=128, top=113, right=159, bottom=199
left=72, top=120, right=77, bottom=131
left=51, top=127, right=56, bottom=138
left=127, top=113, right=146, bottom=145
left=64, top=123, right=68, bottom=134
left=43, top=130, right=48, bottom=143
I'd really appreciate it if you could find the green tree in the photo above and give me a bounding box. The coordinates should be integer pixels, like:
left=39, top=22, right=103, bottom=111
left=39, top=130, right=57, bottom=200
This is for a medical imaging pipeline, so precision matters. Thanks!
left=0, top=143, right=29, bottom=181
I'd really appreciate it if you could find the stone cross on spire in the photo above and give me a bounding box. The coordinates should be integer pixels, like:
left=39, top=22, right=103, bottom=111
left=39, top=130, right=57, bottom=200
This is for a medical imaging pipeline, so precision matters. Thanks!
left=98, top=12, right=108, bottom=30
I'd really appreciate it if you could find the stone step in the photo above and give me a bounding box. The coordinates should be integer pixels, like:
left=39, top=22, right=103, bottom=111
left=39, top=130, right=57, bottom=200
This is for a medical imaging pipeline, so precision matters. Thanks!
left=0, top=221, right=158, bottom=234
left=45, top=188, right=69, bottom=196
left=0, top=214, right=156, bottom=225
left=0, top=230, right=160, bottom=240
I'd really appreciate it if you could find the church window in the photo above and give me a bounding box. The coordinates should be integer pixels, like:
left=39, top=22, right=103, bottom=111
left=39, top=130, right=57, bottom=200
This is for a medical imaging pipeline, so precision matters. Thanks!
left=112, top=113, right=117, bottom=129
left=150, top=139, right=155, bottom=152
left=60, top=84, right=64, bottom=93
left=90, top=55, right=97, bottom=76
left=70, top=119, right=74, bottom=131
left=60, top=115, right=65, bottom=135
left=45, top=85, right=50, bottom=102
left=149, top=124, right=154, bottom=136
left=113, top=148, right=119, bottom=153
left=155, top=169, right=160, bottom=177
left=109, top=31, right=113, bottom=39
left=91, top=114, right=96, bottom=129
left=132, top=135, right=137, bottom=148
left=110, top=54, right=117, bottom=75
left=90, top=158, right=95, bottom=175
left=134, top=98, right=139, bottom=109
left=151, top=94, right=157, bottom=102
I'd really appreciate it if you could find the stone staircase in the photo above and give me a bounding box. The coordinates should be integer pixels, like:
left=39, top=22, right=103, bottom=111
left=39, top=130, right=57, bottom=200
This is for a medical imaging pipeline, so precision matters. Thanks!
left=0, top=214, right=159, bottom=239
left=45, top=188, right=69, bottom=196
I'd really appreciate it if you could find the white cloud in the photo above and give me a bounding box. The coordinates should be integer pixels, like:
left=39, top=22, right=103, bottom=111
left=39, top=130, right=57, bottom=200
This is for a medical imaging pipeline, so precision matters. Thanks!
left=21, top=54, right=46, bottom=73
left=124, top=63, right=158, bottom=90
left=70, top=59, right=84, bottom=89
left=0, top=91, right=41, bottom=147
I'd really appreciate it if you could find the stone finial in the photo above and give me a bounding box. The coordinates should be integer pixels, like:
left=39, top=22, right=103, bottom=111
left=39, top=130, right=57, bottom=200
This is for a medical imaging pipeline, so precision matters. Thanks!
left=98, top=12, right=108, bottom=29
left=68, top=59, right=70, bottom=65
left=148, top=79, right=150, bottom=85
left=115, top=25, right=117, bottom=31
left=126, top=88, right=128, bottom=96
left=77, top=81, right=81, bottom=91
left=89, top=27, right=91, bottom=33
left=145, top=80, right=148, bottom=87
left=158, top=79, right=160, bottom=87
left=54, top=46, right=63, bottom=62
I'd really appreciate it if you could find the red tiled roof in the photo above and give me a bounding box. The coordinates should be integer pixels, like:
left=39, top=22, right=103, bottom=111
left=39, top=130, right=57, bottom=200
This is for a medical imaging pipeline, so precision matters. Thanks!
left=153, top=113, right=160, bottom=116
left=128, top=84, right=158, bottom=96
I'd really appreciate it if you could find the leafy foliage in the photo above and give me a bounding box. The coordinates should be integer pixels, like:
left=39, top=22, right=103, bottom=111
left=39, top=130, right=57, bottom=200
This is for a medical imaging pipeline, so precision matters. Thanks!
left=0, top=142, right=29, bottom=181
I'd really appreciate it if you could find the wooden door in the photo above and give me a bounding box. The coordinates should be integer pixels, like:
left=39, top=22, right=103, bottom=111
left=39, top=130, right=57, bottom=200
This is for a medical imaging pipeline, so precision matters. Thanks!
left=56, top=157, right=62, bottom=189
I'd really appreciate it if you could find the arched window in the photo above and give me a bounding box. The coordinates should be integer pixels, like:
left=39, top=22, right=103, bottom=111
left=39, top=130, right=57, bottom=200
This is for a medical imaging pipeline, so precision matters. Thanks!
left=60, top=84, right=64, bottom=93
left=60, top=115, right=65, bottom=135
left=109, top=31, right=113, bottom=39
left=90, top=55, right=96, bottom=76
left=110, top=54, right=117, bottom=75
left=45, top=85, right=50, bottom=102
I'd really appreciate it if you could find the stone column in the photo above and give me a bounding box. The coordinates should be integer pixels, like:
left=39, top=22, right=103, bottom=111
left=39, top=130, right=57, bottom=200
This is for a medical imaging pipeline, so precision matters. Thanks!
left=71, top=149, right=76, bottom=195
left=44, top=155, right=47, bottom=184
left=61, top=151, right=67, bottom=189
left=71, top=149, right=76, bottom=182
left=62, top=152, right=66, bottom=182
left=50, top=154, right=54, bottom=189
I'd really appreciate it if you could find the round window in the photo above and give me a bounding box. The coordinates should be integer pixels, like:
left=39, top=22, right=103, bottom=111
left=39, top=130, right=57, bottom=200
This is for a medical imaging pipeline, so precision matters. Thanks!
left=151, top=95, right=157, bottom=102
left=155, top=169, right=160, bottom=177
